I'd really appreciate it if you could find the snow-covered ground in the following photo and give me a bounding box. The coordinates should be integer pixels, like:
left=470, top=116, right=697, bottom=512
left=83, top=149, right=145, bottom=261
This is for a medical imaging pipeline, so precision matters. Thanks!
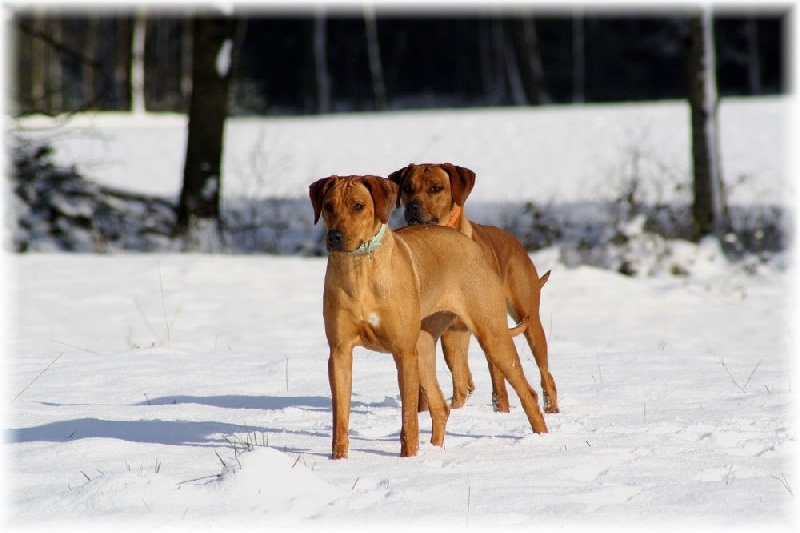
left=14, top=97, right=791, bottom=207
left=5, top=98, right=797, bottom=530
left=5, top=249, right=795, bottom=530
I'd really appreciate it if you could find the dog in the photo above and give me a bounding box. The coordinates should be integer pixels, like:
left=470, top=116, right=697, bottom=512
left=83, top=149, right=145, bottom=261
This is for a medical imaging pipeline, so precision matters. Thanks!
left=309, top=174, right=547, bottom=459
left=389, top=163, right=559, bottom=414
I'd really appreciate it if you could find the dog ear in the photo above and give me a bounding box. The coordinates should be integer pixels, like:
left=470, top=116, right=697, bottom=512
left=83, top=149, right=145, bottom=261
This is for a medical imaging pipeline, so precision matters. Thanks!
left=363, top=176, right=399, bottom=224
left=387, top=164, right=411, bottom=207
left=442, top=163, right=476, bottom=206
left=309, top=176, right=335, bottom=224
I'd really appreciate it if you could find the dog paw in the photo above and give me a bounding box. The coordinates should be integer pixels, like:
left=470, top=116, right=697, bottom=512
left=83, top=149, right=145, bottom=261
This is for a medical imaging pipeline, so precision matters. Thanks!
left=450, top=395, right=468, bottom=409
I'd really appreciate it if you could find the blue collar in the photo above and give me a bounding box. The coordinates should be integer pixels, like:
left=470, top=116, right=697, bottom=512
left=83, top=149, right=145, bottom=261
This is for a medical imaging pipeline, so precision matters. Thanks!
left=350, top=224, right=387, bottom=255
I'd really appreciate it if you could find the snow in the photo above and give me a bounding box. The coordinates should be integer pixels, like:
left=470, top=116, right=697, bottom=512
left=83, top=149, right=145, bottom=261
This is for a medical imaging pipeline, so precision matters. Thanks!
left=5, top=98, right=798, bottom=530
left=14, top=97, right=791, bottom=207
left=5, top=252, right=796, bottom=529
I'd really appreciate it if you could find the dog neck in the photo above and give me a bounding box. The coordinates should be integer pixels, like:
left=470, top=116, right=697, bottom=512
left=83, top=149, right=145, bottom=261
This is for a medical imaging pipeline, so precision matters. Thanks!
left=444, top=205, right=473, bottom=238
left=349, top=223, right=387, bottom=255
left=444, top=205, right=463, bottom=229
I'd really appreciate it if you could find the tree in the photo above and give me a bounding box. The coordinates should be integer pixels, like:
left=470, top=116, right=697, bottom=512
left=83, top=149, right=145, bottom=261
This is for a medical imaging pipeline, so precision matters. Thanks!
left=131, top=12, right=147, bottom=114
left=686, top=9, right=726, bottom=241
left=314, top=9, right=331, bottom=114
left=363, top=6, right=387, bottom=110
left=510, top=16, right=550, bottom=105
left=114, top=16, right=133, bottom=111
left=572, top=10, right=585, bottom=103
left=175, top=16, right=236, bottom=237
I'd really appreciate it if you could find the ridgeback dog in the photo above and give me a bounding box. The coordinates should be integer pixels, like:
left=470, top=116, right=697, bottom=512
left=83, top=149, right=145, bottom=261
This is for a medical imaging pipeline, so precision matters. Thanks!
left=309, top=174, right=548, bottom=459
left=389, top=163, right=559, bottom=414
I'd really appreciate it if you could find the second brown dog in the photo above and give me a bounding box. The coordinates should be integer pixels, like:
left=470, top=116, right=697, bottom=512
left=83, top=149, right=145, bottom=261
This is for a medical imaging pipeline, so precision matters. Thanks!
left=389, top=163, right=559, bottom=414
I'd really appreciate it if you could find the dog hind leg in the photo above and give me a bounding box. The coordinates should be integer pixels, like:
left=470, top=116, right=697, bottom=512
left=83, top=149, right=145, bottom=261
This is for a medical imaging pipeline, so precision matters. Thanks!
left=441, top=329, right=475, bottom=408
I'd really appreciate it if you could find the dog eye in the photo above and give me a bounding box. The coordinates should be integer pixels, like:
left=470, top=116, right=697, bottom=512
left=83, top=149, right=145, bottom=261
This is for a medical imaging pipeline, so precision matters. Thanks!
left=353, top=202, right=364, bottom=211
left=402, top=185, right=412, bottom=194
left=429, top=185, right=443, bottom=193
left=323, top=202, right=334, bottom=212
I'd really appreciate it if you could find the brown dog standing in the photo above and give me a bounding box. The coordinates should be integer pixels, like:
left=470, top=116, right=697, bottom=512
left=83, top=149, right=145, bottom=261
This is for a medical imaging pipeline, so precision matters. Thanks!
left=389, top=163, right=559, bottom=414
left=310, top=175, right=547, bottom=459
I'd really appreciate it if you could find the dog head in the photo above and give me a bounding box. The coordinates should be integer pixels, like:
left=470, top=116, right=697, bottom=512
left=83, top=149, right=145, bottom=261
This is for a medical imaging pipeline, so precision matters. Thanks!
left=309, top=175, right=399, bottom=253
left=388, top=163, right=476, bottom=226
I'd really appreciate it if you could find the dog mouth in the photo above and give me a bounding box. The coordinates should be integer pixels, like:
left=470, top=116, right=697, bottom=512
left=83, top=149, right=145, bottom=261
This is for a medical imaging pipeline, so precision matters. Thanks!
left=406, top=216, right=438, bottom=226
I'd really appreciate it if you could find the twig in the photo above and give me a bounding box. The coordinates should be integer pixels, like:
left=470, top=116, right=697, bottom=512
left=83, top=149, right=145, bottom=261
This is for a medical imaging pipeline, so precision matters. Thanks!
left=721, top=359, right=746, bottom=393
left=771, top=473, right=794, bottom=496
left=52, top=340, right=102, bottom=355
left=176, top=474, right=221, bottom=486
left=721, top=358, right=762, bottom=393
left=467, top=485, right=472, bottom=528
left=783, top=320, right=796, bottom=351
left=215, top=450, right=227, bottom=467
left=157, top=260, right=171, bottom=348
left=10, top=352, right=64, bottom=404
left=742, top=359, right=763, bottom=391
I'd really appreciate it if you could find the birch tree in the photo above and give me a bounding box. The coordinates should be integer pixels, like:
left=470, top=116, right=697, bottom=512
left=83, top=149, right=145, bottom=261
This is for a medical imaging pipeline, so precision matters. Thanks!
left=131, top=12, right=147, bottom=114
left=364, top=6, right=387, bottom=110
left=314, top=9, right=330, bottom=114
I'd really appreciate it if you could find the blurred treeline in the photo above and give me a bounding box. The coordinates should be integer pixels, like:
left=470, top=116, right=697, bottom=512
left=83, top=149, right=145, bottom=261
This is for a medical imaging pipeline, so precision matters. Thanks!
left=11, top=10, right=787, bottom=117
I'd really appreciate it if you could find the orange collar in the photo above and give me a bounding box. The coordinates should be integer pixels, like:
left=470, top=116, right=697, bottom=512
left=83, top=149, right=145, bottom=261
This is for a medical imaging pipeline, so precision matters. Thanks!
left=444, top=205, right=462, bottom=228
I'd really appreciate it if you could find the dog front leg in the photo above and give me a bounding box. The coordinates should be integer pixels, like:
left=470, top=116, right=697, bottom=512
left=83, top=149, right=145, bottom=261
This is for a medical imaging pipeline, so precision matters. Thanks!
left=328, top=347, right=353, bottom=459
left=393, top=348, right=420, bottom=457
left=417, top=331, right=450, bottom=447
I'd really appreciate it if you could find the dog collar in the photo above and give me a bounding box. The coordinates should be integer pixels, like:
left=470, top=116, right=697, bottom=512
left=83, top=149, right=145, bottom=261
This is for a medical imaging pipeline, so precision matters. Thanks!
left=444, top=206, right=463, bottom=228
left=350, top=224, right=387, bottom=255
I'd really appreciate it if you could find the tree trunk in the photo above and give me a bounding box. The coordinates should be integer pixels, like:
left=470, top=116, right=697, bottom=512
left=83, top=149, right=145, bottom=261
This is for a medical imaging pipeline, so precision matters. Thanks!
left=497, top=19, right=526, bottom=106
left=745, top=17, right=761, bottom=94
left=364, top=7, right=387, bottom=110
left=175, top=17, right=235, bottom=237
left=114, top=17, right=132, bottom=111
left=131, top=12, right=147, bottom=114
left=180, top=19, right=193, bottom=107
left=47, top=18, right=63, bottom=114
left=314, top=9, right=331, bottom=114
left=16, top=16, right=36, bottom=113
left=572, top=11, right=585, bottom=103
left=687, top=10, right=725, bottom=241
left=478, top=20, right=500, bottom=104
left=512, top=17, right=550, bottom=105
left=83, top=17, right=98, bottom=109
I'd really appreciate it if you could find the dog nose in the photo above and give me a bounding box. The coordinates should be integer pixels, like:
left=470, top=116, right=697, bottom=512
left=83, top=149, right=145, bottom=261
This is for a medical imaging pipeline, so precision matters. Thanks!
left=326, top=230, right=344, bottom=247
left=405, top=201, right=420, bottom=217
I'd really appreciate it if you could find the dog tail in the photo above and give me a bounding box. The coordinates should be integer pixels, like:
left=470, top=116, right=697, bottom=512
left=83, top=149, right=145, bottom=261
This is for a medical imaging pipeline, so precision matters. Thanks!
left=509, top=317, right=529, bottom=336
left=539, top=269, right=551, bottom=288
